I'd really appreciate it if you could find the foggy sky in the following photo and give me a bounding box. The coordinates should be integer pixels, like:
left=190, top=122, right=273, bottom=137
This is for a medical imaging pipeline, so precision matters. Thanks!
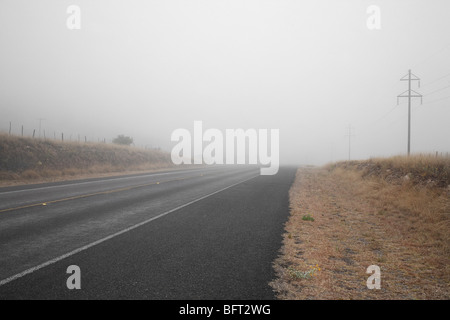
left=1, top=0, right=449, bottom=165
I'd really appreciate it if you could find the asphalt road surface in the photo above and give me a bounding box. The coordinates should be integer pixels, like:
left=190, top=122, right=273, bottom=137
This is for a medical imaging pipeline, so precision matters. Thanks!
left=0, top=166, right=296, bottom=299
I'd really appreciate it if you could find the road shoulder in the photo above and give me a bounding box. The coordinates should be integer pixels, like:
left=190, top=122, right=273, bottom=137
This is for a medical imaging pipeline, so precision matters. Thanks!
left=270, top=166, right=449, bottom=299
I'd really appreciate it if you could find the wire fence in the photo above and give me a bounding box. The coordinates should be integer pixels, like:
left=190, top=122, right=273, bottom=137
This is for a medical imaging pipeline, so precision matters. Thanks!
left=1, top=121, right=160, bottom=151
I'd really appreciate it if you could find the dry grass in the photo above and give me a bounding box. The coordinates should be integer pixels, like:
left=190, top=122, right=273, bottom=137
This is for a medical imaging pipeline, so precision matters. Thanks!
left=330, top=154, right=450, bottom=188
left=0, top=133, right=175, bottom=185
left=271, top=155, right=450, bottom=300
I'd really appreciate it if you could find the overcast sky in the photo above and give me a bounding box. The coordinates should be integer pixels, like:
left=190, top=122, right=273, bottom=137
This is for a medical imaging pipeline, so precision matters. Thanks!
left=1, top=0, right=449, bottom=165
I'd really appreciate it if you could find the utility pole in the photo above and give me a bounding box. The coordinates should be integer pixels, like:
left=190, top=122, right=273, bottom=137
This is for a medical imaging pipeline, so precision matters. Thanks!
left=37, top=118, right=46, bottom=138
left=345, top=125, right=355, bottom=161
left=397, top=70, right=422, bottom=155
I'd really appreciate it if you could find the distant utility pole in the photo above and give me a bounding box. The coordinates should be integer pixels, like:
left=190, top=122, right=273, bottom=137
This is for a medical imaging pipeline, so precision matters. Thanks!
left=37, top=118, right=46, bottom=138
left=345, top=125, right=355, bottom=161
left=397, top=70, right=422, bottom=155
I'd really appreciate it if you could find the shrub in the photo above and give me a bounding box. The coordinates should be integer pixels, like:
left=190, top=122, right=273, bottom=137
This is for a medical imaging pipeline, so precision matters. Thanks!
left=113, top=135, right=133, bottom=146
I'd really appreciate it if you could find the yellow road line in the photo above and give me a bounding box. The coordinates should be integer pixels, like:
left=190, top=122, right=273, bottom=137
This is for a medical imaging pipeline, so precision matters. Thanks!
left=0, top=174, right=203, bottom=214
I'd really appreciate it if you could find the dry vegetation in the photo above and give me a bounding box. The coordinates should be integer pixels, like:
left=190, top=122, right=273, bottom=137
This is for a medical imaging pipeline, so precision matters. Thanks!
left=271, top=154, right=450, bottom=300
left=0, top=134, right=175, bottom=186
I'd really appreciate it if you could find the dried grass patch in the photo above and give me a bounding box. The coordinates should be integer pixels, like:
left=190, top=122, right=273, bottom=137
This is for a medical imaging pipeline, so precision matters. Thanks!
left=271, top=164, right=449, bottom=300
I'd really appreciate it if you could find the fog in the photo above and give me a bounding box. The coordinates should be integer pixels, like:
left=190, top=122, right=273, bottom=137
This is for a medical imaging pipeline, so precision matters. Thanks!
left=1, top=0, right=449, bottom=166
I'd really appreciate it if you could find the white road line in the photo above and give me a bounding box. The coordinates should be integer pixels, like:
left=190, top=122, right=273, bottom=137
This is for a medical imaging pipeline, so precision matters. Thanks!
left=0, top=174, right=259, bottom=287
left=0, top=167, right=211, bottom=195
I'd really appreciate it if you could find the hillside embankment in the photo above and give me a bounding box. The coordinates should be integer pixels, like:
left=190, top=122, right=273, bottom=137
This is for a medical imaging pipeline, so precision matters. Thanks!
left=0, top=134, right=175, bottom=186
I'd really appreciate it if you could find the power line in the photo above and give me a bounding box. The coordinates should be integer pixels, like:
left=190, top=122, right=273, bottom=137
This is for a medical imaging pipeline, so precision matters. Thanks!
left=373, top=105, right=398, bottom=123
left=422, top=95, right=450, bottom=106
left=384, top=94, right=449, bottom=128
left=420, top=71, right=450, bottom=89
left=371, top=100, right=408, bottom=125
left=423, top=84, right=450, bottom=96
left=411, top=42, right=450, bottom=70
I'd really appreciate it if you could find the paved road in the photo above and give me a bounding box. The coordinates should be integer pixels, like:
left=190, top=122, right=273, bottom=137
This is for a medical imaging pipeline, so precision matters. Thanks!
left=0, top=166, right=296, bottom=299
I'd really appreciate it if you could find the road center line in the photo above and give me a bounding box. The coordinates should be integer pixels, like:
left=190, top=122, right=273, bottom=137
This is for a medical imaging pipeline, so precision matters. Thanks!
left=0, top=174, right=203, bottom=214
left=0, top=174, right=259, bottom=287
left=0, top=167, right=212, bottom=195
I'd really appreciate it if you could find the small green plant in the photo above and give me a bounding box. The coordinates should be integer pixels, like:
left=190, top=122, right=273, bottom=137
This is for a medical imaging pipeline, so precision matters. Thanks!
left=302, top=214, right=315, bottom=221
left=288, top=264, right=321, bottom=279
